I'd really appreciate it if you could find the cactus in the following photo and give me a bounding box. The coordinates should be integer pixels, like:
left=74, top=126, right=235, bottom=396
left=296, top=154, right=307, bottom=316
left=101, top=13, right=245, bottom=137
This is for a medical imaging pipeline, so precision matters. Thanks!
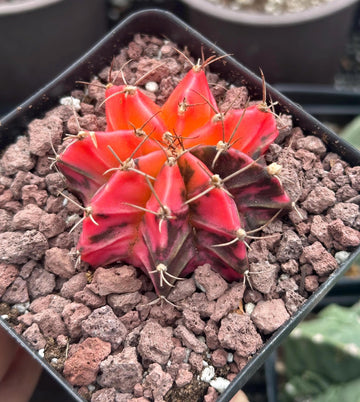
left=56, top=58, right=292, bottom=299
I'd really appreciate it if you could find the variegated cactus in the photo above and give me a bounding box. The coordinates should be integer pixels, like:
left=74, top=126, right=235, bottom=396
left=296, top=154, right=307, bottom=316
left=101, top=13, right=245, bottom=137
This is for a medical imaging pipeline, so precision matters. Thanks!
left=57, top=57, right=292, bottom=299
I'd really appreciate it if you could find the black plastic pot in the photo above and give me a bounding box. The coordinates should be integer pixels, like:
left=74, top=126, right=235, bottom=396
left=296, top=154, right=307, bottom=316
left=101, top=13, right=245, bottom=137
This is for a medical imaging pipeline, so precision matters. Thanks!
left=1, top=8, right=360, bottom=402
left=315, top=276, right=360, bottom=311
left=181, top=0, right=360, bottom=85
left=274, top=83, right=360, bottom=126
left=0, top=0, right=108, bottom=115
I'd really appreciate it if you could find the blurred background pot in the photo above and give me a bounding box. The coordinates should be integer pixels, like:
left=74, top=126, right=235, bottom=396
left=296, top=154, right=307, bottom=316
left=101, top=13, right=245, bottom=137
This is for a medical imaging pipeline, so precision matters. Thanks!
left=180, top=0, right=360, bottom=85
left=0, top=0, right=107, bottom=113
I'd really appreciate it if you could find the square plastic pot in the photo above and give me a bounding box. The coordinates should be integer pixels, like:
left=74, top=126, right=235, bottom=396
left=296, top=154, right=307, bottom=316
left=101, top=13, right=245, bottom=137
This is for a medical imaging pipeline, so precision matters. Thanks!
left=1, top=9, right=360, bottom=402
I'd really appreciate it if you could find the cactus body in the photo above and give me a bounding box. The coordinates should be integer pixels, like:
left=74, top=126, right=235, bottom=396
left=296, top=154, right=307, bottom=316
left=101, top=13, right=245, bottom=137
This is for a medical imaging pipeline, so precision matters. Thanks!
left=57, top=63, right=292, bottom=297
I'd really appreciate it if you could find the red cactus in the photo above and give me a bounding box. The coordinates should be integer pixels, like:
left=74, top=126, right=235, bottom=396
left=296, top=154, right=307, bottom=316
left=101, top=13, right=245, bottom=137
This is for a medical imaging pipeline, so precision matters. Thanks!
left=57, top=59, right=292, bottom=299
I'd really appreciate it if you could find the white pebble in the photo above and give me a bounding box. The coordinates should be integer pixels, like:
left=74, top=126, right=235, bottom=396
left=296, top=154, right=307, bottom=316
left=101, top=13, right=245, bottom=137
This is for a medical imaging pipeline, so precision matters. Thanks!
left=195, top=280, right=206, bottom=293
left=38, top=349, right=45, bottom=358
left=145, top=81, right=158, bottom=93
left=13, top=302, right=30, bottom=314
left=245, top=302, right=255, bottom=315
left=51, top=358, right=58, bottom=364
left=210, top=377, right=231, bottom=393
left=227, top=352, right=234, bottom=363
left=60, top=96, right=81, bottom=111
left=335, top=251, right=351, bottom=264
left=88, top=384, right=96, bottom=392
left=200, top=365, right=215, bottom=382
left=1, top=314, right=8, bottom=320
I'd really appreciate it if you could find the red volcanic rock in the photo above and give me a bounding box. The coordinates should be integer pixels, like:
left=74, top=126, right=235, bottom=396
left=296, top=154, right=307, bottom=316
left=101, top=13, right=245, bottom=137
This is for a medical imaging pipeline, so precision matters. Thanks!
left=98, top=347, right=143, bottom=392
left=251, top=299, right=290, bottom=334
left=218, top=314, right=262, bottom=357
left=87, top=266, right=142, bottom=296
left=63, top=337, right=111, bottom=386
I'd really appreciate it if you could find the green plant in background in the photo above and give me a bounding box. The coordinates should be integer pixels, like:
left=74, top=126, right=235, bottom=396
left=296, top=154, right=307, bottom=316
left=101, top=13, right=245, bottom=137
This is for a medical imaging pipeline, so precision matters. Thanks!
left=340, top=117, right=360, bottom=275
left=280, top=302, right=360, bottom=402
left=340, top=116, right=360, bottom=150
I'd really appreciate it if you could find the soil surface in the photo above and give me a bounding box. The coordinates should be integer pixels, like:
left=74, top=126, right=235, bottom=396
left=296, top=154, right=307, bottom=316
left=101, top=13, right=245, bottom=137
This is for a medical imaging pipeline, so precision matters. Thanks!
left=1, top=34, right=360, bottom=402
left=206, top=0, right=336, bottom=15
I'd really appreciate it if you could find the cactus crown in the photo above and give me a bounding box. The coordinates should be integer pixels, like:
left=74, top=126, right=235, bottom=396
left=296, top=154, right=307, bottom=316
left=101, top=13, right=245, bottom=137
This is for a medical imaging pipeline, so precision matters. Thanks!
left=57, top=54, right=292, bottom=299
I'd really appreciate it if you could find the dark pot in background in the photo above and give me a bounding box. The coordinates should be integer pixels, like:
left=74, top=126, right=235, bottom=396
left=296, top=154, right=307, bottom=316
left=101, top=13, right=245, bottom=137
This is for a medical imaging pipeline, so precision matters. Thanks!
left=181, top=0, right=360, bottom=85
left=1, top=8, right=360, bottom=402
left=0, top=0, right=108, bottom=114
left=273, top=84, right=360, bottom=126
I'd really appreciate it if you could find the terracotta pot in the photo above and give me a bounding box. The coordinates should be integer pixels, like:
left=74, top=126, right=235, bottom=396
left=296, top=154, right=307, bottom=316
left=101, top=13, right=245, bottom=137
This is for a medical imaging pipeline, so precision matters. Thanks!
left=180, top=0, right=360, bottom=84
left=1, top=9, right=360, bottom=402
left=0, top=0, right=107, bottom=113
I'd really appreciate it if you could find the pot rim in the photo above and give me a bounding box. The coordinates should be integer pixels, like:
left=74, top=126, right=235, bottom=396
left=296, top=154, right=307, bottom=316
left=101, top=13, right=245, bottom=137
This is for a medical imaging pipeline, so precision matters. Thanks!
left=181, top=0, right=360, bottom=26
left=0, top=0, right=62, bottom=16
